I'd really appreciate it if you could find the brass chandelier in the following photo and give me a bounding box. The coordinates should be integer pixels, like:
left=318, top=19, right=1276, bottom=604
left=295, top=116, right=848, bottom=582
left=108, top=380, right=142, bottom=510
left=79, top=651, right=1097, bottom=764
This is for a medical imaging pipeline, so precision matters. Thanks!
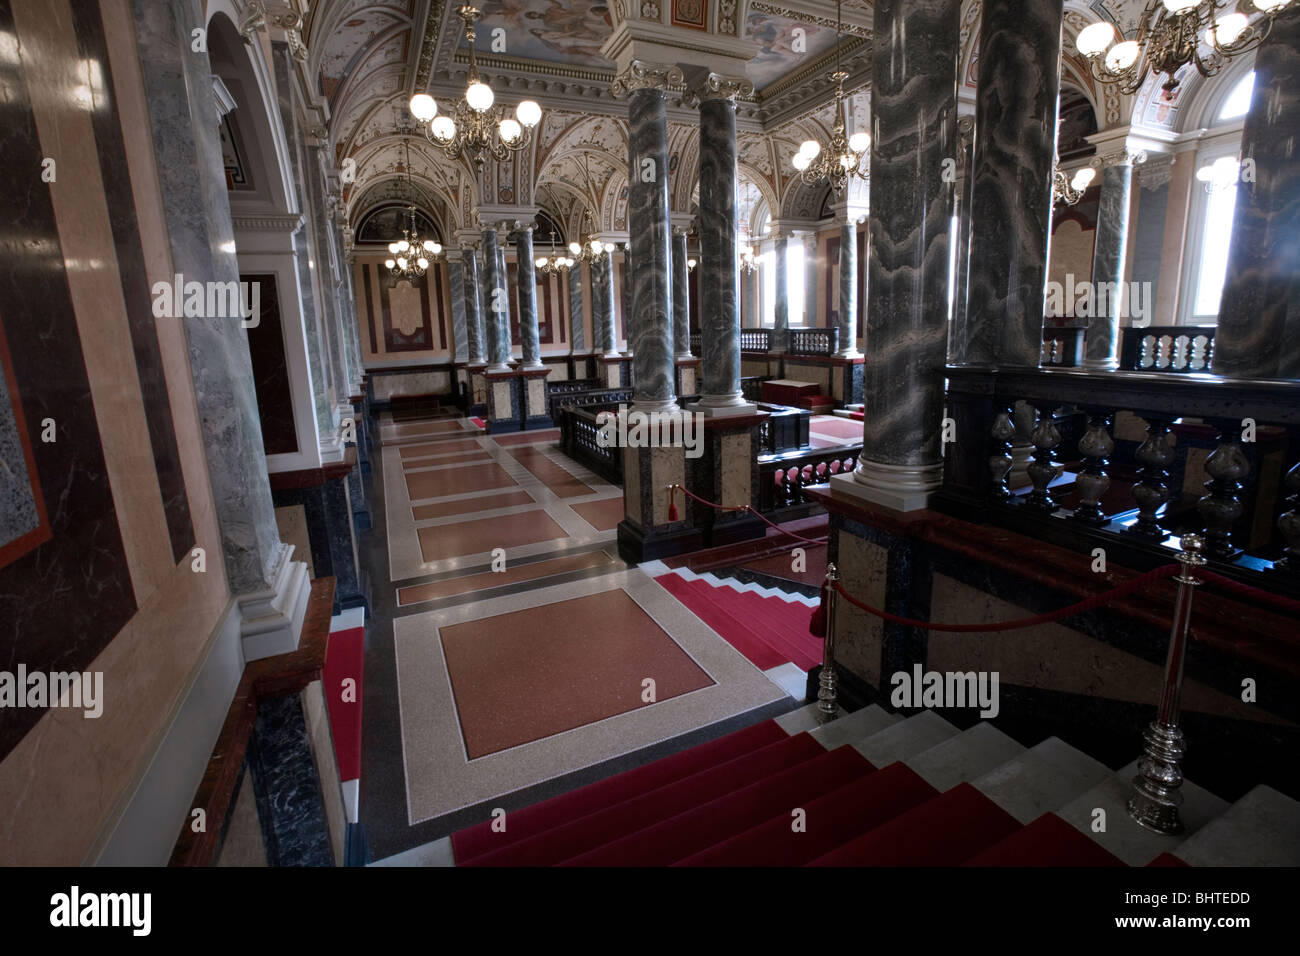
left=1076, top=0, right=1294, bottom=96
left=1052, top=163, right=1097, bottom=206
left=384, top=137, right=441, bottom=278
left=791, top=0, right=870, bottom=193
left=409, top=6, right=542, bottom=166
left=535, top=229, right=574, bottom=276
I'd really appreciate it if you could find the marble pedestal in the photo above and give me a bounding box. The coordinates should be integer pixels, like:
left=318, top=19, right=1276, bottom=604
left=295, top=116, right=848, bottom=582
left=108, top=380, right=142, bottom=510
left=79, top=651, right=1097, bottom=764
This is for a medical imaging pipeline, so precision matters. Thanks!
left=598, top=355, right=632, bottom=389
left=467, top=362, right=489, bottom=418
left=269, top=449, right=370, bottom=616
left=830, top=460, right=943, bottom=513
left=675, top=356, right=702, bottom=399
left=690, top=412, right=768, bottom=547
left=520, top=366, right=554, bottom=429
left=617, top=437, right=703, bottom=564
left=484, top=368, right=524, bottom=434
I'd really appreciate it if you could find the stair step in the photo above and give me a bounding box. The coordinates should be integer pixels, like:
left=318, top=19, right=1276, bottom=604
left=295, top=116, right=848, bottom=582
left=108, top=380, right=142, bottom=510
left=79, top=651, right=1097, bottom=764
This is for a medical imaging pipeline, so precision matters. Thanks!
left=806, top=782, right=1021, bottom=866
left=450, top=718, right=784, bottom=863
left=464, top=733, right=825, bottom=867
left=1168, top=785, right=1300, bottom=867
left=905, top=723, right=1026, bottom=793
left=656, top=574, right=786, bottom=671
left=675, top=762, right=938, bottom=867
left=809, top=704, right=902, bottom=750
left=776, top=702, right=843, bottom=734
left=1055, top=761, right=1230, bottom=867
left=559, top=745, right=873, bottom=867
left=677, top=577, right=822, bottom=668
left=852, top=710, right=959, bottom=767
left=972, top=736, right=1113, bottom=825
left=962, top=813, right=1126, bottom=867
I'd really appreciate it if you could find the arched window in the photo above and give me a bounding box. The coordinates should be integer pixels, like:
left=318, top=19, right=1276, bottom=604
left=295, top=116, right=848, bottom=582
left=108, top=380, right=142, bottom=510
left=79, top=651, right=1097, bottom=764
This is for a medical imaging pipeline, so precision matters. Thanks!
left=1219, top=71, right=1255, bottom=121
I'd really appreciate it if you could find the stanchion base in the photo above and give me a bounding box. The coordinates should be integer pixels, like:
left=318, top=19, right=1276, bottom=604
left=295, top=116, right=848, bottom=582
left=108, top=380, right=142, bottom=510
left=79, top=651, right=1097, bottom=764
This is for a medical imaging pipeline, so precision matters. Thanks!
left=1127, top=786, right=1185, bottom=836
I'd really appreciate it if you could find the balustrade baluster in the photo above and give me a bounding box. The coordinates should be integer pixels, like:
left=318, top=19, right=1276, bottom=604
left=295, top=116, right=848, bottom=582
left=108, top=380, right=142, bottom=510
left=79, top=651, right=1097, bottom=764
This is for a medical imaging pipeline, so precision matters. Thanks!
left=1025, top=404, right=1061, bottom=511
left=1126, top=417, right=1175, bottom=540
left=1071, top=412, right=1114, bottom=527
left=1197, top=425, right=1251, bottom=560
left=988, top=405, right=1016, bottom=501
left=1277, top=462, right=1300, bottom=573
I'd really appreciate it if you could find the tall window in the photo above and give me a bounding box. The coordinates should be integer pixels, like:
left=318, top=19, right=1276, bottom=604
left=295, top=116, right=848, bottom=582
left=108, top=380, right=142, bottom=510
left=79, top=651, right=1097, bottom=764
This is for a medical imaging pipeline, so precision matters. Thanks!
left=1185, top=71, right=1254, bottom=322
left=761, top=240, right=806, bottom=327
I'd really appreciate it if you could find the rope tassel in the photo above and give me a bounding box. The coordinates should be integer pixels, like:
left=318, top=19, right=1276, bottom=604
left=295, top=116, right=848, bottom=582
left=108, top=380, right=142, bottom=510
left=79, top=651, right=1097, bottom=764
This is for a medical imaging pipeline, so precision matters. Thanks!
left=667, top=484, right=679, bottom=522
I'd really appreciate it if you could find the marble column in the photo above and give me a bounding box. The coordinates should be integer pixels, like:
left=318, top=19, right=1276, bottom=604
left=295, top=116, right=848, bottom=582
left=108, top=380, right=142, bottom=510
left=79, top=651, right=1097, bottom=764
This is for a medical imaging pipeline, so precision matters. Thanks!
left=462, top=245, right=486, bottom=363
left=691, top=71, right=754, bottom=414
left=620, top=247, right=633, bottom=345
left=626, top=79, right=676, bottom=411
left=1214, top=9, right=1300, bottom=379
left=447, top=253, right=469, bottom=363
left=773, top=235, right=789, bottom=352
left=1083, top=156, right=1136, bottom=370
left=672, top=227, right=692, bottom=356
left=833, top=0, right=961, bottom=513
left=601, top=251, right=619, bottom=356
left=949, top=115, right=976, bottom=363
left=513, top=225, right=543, bottom=367
left=568, top=260, right=585, bottom=352
left=590, top=258, right=606, bottom=353
left=835, top=222, right=860, bottom=356
left=131, top=0, right=307, bottom=654
left=964, top=0, right=1064, bottom=366
left=481, top=227, right=511, bottom=371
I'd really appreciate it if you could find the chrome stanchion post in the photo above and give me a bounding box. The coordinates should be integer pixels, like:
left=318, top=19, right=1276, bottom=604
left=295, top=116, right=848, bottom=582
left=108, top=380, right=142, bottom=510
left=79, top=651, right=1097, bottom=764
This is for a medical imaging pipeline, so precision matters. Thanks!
left=1128, top=534, right=1206, bottom=835
left=817, top=564, right=840, bottom=725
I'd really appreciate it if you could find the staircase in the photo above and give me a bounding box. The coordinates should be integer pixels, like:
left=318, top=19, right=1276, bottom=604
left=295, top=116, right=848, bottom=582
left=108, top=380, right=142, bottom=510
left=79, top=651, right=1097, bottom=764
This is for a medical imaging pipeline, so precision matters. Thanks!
left=650, top=565, right=823, bottom=672
left=446, top=704, right=1300, bottom=867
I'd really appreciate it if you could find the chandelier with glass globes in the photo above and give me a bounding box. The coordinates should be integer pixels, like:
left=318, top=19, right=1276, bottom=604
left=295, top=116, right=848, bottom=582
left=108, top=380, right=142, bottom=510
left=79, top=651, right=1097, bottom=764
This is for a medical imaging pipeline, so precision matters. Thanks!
left=408, top=6, right=542, bottom=166
left=535, top=230, right=574, bottom=277
left=567, top=215, right=617, bottom=265
left=385, top=205, right=442, bottom=279
left=1075, top=0, right=1294, bottom=96
left=790, top=1, right=870, bottom=193
left=1053, top=164, right=1097, bottom=206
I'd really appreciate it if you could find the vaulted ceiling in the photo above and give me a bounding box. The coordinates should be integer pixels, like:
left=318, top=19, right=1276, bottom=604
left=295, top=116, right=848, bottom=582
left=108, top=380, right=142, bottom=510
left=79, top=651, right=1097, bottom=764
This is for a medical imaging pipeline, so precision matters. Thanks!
left=293, top=0, right=1187, bottom=247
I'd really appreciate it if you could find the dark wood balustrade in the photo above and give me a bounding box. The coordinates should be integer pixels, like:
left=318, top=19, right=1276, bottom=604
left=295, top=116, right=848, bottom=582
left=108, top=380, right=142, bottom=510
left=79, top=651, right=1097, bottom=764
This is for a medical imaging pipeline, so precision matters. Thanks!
left=940, top=366, right=1300, bottom=593
left=760, top=446, right=862, bottom=516
left=1119, top=325, right=1217, bottom=373
left=1041, top=327, right=1085, bottom=367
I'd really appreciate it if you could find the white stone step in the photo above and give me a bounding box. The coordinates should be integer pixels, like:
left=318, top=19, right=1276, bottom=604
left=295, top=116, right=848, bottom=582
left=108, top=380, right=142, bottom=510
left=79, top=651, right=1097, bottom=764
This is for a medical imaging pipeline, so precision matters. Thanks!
left=972, top=736, right=1114, bottom=825
left=1169, top=785, right=1300, bottom=867
left=851, top=710, right=959, bottom=767
left=1056, top=760, right=1229, bottom=866
left=809, top=704, right=902, bottom=750
left=369, top=836, right=455, bottom=867
left=905, top=723, right=1026, bottom=793
left=776, top=702, right=844, bottom=734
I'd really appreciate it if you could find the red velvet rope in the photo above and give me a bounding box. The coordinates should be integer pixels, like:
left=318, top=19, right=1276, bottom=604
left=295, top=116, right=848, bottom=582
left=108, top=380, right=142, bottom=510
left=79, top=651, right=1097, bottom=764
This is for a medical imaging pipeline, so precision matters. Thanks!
left=1199, top=570, right=1300, bottom=617
left=669, top=483, right=829, bottom=548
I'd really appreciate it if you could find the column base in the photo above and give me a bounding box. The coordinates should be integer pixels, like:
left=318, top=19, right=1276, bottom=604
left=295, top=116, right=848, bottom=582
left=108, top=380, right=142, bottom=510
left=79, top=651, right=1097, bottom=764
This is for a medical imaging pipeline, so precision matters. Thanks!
left=689, top=398, right=758, bottom=418
left=829, top=460, right=943, bottom=513
left=237, top=543, right=312, bottom=662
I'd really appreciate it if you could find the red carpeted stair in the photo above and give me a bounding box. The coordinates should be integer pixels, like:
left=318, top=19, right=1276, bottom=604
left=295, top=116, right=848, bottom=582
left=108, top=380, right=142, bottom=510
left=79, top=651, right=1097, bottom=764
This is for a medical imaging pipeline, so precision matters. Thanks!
left=656, top=573, right=823, bottom=671
left=675, top=762, right=939, bottom=867
left=451, top=718, right=785, bottom=863
left=806, top=783, right=1022, bottom=866
left=962, top=813, right=1125, bottom=867
left=466, top=732, right=824, bottom=867
left=560, top=745, right=873, bottom=867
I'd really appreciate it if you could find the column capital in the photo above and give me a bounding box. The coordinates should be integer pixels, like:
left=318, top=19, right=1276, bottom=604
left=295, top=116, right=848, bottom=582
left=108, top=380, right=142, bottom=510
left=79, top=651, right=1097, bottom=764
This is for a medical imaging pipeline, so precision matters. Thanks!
left=1091, top=148, right=1148, bottom=170
left=611, top=60, right=683, bottom=97
left=682, top=70, right=753, bottom=106
left=670, top=212, right=695, bottom=234
left=455, top=229, right=481, bottom=249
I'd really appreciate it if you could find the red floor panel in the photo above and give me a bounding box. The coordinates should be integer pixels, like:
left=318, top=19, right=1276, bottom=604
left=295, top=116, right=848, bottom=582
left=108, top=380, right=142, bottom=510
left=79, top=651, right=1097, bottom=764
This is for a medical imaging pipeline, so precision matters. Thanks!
left=451, top=719, right=785, bottom=864
left=561, top=745, right=874, bottom=867
left=675, top=762, right=938, bottom=867
left=806, top=782, right=1022, bottom=867
left=962, top=813, right=1125, bottom=867
left=465, top=733, right=825, bottom=867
